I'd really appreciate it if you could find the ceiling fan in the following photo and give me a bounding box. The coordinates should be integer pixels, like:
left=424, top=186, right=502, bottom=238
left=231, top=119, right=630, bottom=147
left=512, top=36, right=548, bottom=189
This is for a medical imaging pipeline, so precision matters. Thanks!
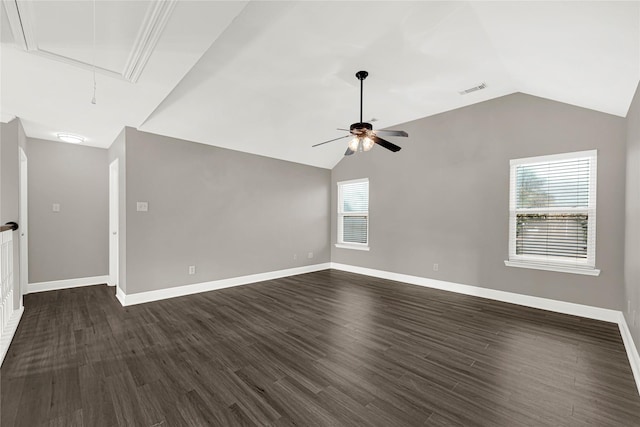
left=312, top=70, right=408, bottom=156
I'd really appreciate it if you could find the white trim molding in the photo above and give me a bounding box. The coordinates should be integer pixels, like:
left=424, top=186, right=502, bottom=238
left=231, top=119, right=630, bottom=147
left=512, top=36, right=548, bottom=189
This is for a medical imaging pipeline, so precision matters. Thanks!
left=331, top=263, right=618, bottom=322
left=335, top=243, right=370, bottom=251
left=1, top=306, right=23, bottom=367
left=504, top=260, right=600, bottom=276
left=330, top=262, right=639, bottom=394
left=28, top=275, right=110, bottom=294
left=2, top=0, right=37, bottom=51
left=618, top=313, right=640, bottom=395
left=3, top=0, right=176, bottom=82
left=116, top=286, right=126, bottom=306
left=122, top=0, right=177, bottom=82
left=116, top=263, right=331, bottom=307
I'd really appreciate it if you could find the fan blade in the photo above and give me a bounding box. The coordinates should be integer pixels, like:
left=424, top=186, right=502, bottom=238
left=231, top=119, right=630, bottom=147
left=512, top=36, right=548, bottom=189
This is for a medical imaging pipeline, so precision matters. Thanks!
left=312, top=134, right=350, bottom=147
left=345, top=148, right=355, bottom=156
left=372, top=135, right=401, bottom=152
left=374, top=129, right=408, bottom=137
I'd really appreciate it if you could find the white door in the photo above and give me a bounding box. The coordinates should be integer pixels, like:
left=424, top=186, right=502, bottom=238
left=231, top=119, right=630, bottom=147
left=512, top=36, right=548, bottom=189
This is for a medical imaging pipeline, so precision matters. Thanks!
left=19, top=148, right=28, bottom=305
left=109, top=159, right=119, bottom=288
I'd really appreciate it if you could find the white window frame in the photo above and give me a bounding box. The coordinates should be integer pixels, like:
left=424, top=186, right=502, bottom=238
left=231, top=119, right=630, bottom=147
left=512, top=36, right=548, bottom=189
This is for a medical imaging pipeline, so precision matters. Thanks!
left=336, top=178, right=370, bottom=251
left=504, top=150, right=600, bottom=276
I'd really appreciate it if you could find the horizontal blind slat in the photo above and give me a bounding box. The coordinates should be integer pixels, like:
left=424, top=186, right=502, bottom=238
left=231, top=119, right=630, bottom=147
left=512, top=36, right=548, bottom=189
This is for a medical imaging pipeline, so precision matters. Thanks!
left=516, top=156, right=592, bottom=209
left=343, top=216, right=367, bottom=244
left=341, top=181, right=369, bottom=213
left=516, top=213, right=588, bottom=259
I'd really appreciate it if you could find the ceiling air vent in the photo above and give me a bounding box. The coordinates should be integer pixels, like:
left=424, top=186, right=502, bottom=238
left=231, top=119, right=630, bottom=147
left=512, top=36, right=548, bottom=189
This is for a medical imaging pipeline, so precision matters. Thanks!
left=459, top=83, right=487, bottom=95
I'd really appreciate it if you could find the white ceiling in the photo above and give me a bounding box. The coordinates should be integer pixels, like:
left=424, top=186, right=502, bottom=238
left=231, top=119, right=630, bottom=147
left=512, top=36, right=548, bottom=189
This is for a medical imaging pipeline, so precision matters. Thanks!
left=2, top=1, right=639, bottom=169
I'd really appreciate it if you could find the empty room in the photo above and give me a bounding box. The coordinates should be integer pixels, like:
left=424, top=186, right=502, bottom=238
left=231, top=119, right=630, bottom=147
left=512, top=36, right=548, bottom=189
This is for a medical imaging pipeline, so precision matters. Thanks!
left=1, top=1, right=640, bottom=426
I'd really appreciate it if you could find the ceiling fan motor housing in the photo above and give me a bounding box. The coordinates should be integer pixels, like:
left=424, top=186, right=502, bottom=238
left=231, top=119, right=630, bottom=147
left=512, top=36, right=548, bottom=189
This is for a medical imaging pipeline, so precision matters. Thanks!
left=350, top=122, right=373, bottom=135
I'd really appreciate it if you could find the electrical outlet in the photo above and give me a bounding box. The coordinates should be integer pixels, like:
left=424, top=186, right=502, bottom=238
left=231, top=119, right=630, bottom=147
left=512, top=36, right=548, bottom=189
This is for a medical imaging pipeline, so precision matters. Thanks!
left=136, top=201, right=149, bottom=212
left=293, top=254, right=297, bottom=260
left=433, top=263, right=439, bottom=272
left=52, top=203, right=60, bottom=212
left=188, top=265, right=196, bottom=275
left=308, top=252, right=313, bottom=259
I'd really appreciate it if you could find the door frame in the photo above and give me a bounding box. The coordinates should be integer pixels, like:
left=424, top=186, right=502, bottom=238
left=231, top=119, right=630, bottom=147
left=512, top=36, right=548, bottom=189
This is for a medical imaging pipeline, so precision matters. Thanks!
left=19, top=147, right=28, bottom=305
left=109, top=159, right=119, bottom=288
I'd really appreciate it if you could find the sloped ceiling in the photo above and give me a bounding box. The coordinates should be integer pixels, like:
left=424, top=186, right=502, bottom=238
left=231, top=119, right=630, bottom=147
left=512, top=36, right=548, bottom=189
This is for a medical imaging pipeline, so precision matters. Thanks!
left=1, top=1, right=639, bottom=169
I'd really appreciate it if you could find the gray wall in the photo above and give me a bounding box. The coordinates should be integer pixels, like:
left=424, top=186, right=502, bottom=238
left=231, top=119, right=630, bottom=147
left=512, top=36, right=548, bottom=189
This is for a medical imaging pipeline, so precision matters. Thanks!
left=108, top=129, right=127, bottom=292
left=0, top=118, right=26, bottom=307
left=124, top=128, right=331, bottom=294
left=332, top=92, right=627, bottom=310
left=1, top=120, right=19, bottom=226
left=27, top=138, right=108, bottom=283
left=625, top=82, right=640, bottom=351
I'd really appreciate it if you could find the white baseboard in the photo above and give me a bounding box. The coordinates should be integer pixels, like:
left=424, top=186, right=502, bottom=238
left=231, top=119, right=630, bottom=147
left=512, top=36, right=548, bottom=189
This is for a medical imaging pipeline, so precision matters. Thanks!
left=0, top=306, right=24, bottom=367
left=330, top=263, right=620, bottom=323
left=117, top=263, right=331, bottom=306
left=116, top=286, right=126, bottom=306
left=618, top=313, right=640, bottom=395
left=28, top=275, right=110, bottom=293
left=330, top=262, right=639, bottom=395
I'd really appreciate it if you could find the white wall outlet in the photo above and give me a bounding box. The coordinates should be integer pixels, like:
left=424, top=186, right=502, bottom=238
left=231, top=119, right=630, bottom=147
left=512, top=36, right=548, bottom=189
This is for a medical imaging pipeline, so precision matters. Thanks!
left=52, top=203, right=60, bottom=212
left=293, top=254, right=297, bottom=260
left=136, top=201, right=149, bottom=212
left=188, top=265, right=196, bottom=275
left=433, top=263, right=439, bottom=271
left=308, top=252, right=313, bottom=259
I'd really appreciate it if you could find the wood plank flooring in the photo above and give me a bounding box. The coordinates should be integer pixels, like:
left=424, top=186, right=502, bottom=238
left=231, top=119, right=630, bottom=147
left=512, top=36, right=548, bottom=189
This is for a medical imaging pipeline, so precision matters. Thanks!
left=2, top=269, right=639, bottom=426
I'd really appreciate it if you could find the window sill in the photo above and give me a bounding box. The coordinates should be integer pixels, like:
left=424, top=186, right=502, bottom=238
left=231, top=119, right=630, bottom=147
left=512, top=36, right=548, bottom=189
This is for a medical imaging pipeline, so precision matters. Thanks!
left=504, top=260, right=600, bottom=276
left=335, top=243, right=370, bottom=252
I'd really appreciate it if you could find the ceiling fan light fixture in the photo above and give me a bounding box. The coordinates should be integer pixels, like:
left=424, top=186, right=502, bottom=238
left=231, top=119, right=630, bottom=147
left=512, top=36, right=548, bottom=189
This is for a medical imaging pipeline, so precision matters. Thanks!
left=362, top=136, right=374, bottom=151
left=348, top=136, right=375, bottom=153
left=348, top=137, right=360, bottom=151
left=56, top=133, right=85, bottom=144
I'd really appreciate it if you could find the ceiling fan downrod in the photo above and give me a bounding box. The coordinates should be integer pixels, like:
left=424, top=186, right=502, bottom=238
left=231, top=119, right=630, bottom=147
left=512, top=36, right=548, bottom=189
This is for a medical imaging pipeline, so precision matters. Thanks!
left=355, top=70, right=368, bottom=124
left=310, top=69, right=405, bottom=154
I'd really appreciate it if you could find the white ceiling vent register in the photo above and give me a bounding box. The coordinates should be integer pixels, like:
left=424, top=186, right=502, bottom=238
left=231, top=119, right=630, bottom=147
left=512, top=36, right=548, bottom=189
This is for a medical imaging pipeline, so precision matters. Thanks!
left=1, top=0, right=177, bottom=83
left=459, top=83, right=487, bottom=95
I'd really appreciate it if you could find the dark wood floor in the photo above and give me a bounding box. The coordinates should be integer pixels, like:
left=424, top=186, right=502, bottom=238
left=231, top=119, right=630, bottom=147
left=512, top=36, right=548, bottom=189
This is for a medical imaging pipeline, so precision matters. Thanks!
left=2, top=269, right=639, bottom=426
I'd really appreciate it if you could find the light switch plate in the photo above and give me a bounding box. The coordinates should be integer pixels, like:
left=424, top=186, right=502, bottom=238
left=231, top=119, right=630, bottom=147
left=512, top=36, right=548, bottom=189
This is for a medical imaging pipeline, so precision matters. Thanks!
left=136, top=202, right=148, bottom=212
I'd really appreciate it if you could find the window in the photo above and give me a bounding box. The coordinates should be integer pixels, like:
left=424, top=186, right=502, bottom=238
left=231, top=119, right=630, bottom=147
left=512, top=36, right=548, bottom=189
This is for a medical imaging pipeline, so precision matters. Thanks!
left=505, top=150, right=599, bottom=276
left=336, top=178, right=369, bottom=251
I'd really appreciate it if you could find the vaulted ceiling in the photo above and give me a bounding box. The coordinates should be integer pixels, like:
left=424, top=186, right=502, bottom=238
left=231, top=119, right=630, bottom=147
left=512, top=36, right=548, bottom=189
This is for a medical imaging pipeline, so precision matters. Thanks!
left=2, top=1, right=639, bottom=169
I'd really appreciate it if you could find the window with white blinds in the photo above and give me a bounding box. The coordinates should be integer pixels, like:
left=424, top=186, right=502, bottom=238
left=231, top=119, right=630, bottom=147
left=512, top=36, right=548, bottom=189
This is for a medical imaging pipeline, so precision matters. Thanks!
left=337, top=178, right=369, bottom=249
left=506, top=150, right=599, bottom=275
